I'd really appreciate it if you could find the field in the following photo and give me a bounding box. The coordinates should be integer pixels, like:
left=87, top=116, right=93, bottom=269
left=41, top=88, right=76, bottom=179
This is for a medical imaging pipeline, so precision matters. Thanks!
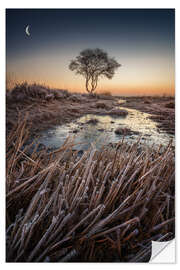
left=6, top=83, right=175, bottom=262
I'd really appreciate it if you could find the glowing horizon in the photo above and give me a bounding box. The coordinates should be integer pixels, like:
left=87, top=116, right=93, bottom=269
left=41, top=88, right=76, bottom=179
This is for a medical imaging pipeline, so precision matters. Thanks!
left=6, top=9, right=175, bottom=96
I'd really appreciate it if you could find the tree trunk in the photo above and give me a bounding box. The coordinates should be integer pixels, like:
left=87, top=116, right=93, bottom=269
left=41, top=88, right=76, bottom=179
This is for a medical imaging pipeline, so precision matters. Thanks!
left=85, top=78, right=90, bottom=93
left=85, top=76, right=98, bottom=94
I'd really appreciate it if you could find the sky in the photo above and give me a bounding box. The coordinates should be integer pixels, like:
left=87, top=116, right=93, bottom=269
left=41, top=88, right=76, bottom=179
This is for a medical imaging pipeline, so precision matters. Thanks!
left=6, top=9, right=175, bottom=96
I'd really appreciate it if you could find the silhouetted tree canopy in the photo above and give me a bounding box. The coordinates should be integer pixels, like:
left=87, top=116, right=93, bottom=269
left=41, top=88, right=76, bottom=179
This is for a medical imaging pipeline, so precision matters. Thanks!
left=69, top=48, right=121, bottom=94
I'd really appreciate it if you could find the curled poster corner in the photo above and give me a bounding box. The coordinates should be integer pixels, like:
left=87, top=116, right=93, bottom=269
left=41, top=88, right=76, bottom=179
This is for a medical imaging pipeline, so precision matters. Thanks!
left=150, top=239, right=175, bottom=263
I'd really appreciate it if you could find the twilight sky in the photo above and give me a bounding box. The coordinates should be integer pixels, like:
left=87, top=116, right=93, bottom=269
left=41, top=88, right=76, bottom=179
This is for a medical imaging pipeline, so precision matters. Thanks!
left=6, top=9, right=175, bottom=95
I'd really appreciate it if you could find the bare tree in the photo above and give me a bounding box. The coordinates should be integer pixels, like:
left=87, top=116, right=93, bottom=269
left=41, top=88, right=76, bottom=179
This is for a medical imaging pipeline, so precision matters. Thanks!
left=69, top=48, right=121, bottom=94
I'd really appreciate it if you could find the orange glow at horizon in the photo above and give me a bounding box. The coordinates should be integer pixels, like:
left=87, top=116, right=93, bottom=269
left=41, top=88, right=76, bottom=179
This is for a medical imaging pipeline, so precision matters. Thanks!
left=6, top=9, right=175, bottom=97
left=8, top=75, right=174, bottom=97
left=10, top=77, right=174, bottom=96
left=7, top=48, right=175, bottom=96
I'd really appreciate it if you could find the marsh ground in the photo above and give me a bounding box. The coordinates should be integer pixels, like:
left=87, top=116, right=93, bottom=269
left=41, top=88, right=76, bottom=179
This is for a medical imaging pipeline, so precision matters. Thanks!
left=6, top=85, right=175, bottom=262
left=6, top=84, right=175, bottom=137
left=120, top=96, right=175, bottom=135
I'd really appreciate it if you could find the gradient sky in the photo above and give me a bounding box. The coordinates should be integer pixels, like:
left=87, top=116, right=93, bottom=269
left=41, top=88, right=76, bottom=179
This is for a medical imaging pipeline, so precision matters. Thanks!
left=6, top=9, right=175, bottom=96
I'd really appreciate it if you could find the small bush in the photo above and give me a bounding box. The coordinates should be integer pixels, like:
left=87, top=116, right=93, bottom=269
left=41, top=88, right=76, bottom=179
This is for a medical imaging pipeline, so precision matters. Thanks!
left=8, top=82, right=70, bottom=103
left=100, top=91, right=112, bottom=96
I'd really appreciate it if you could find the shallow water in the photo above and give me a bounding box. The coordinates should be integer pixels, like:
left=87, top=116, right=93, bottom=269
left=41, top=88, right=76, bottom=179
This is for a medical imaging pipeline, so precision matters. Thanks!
left=37, top=102, right=174, bottom=151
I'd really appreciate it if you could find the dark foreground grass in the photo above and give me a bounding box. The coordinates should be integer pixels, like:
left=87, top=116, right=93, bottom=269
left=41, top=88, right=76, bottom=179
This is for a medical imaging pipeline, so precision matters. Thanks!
left=6, top=120, right=175, bottom=262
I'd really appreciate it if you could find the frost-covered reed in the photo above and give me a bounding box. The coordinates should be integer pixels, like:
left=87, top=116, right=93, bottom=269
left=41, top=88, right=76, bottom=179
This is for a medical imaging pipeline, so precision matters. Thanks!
left=6, top=120, right=175, bottom=262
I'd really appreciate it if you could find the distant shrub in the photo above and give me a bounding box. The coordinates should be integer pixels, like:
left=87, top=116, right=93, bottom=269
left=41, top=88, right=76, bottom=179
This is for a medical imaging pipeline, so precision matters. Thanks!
left=7, top=82, right=70, bottom=103
left=54, top=89, right=70, bottom=99
left=100, top=91, right=112, bottom=96
left=97, top=91, right=114, bottom=100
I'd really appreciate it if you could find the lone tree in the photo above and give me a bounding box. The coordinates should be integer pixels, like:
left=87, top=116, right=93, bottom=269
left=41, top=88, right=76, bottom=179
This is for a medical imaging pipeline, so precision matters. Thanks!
left=69, top=48, right=121, bottom=94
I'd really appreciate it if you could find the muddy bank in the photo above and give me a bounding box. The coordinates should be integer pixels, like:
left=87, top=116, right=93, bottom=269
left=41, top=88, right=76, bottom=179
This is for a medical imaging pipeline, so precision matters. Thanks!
left=6, top=92, right=125, bottom=136
left=38, top=106, right=174, bottom=153
left=121, top=96, right=175, bottom=135
left=6, top=84, right=175, bottom=137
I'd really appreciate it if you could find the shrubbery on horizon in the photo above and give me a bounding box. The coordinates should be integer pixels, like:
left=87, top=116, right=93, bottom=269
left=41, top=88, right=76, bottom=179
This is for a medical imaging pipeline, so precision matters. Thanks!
left=6, top=81, right=175, bottom=101
left=6, top=82, right=70, bottom=103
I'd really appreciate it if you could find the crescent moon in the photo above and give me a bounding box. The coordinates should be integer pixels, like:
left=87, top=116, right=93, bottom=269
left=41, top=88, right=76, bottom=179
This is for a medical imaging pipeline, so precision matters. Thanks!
left=25, top=25, right=30, bottom=36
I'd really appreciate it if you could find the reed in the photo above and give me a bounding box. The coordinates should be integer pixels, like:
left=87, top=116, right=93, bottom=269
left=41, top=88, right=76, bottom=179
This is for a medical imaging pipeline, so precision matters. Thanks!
left=6, top=120, right=175, bottom=262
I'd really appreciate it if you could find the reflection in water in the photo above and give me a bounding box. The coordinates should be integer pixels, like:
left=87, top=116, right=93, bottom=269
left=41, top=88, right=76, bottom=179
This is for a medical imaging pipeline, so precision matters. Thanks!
left=38, top=106, right=174, bottom=151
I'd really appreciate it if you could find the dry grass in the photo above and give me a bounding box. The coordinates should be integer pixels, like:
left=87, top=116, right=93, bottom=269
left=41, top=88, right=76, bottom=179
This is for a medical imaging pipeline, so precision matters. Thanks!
left=6, top=82, right=120, bottom=136
left=6, top=120, right=175, bottom=262
left=6, top=82, right=70, bottom=104
left=122, top=96, right=175, bottom=135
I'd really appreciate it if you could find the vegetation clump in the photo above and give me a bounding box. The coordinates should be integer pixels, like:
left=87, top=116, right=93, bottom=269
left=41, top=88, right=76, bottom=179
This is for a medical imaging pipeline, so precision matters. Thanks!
left=115, top=127, right=139, bottom=136
left=6, top=82, right=70, bottom=103
left=109, top=108, right=128, bottom=116
left=86, top=118, right=99, bottom=125
left=95, top=101, right=111, bottom=110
